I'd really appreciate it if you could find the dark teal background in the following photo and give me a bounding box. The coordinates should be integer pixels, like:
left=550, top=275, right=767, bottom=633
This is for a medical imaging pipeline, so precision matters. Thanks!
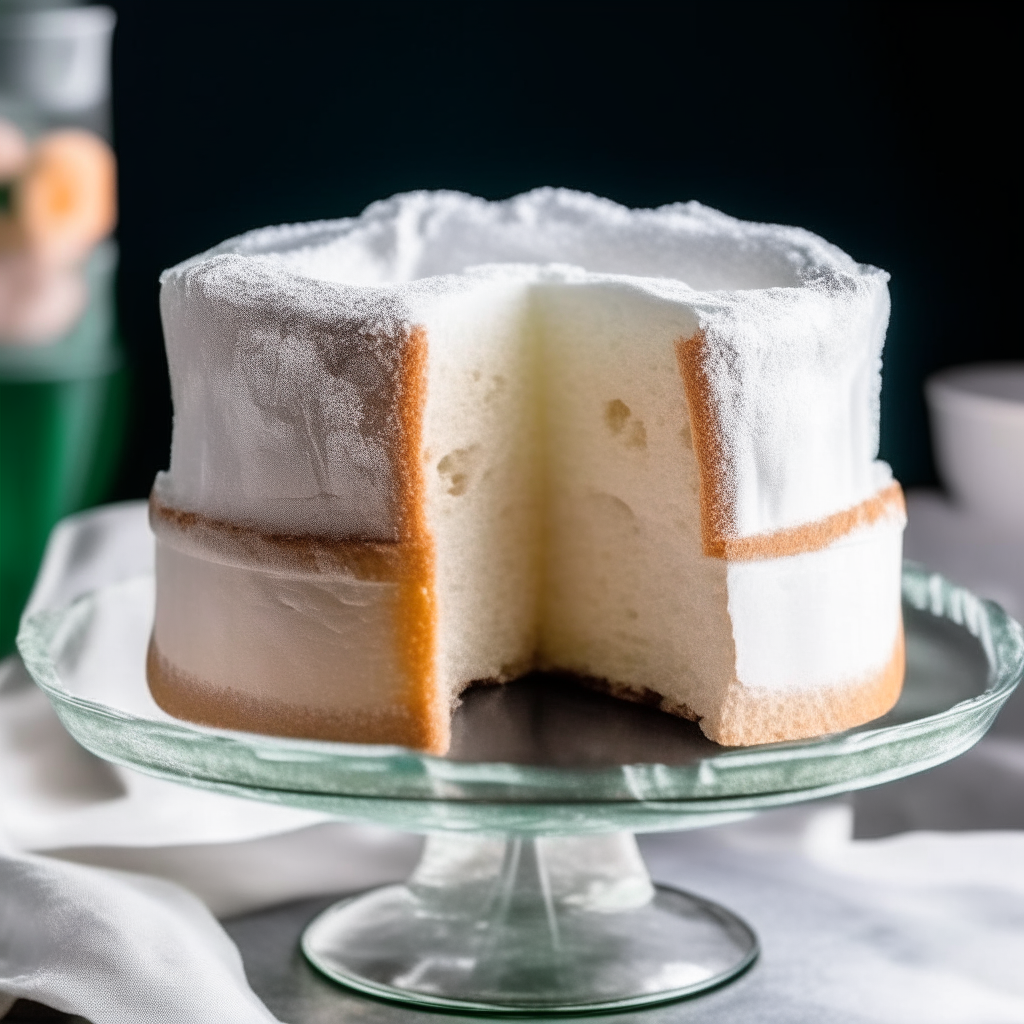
left=105, top=1, right=1020, bottom=500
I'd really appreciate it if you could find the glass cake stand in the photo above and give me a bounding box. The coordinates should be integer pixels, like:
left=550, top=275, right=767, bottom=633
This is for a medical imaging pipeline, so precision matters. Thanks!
left=17, top=565, right=1024, bottom=1016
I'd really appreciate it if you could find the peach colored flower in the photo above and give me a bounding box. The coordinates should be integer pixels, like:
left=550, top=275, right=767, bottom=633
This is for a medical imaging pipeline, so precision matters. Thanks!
left=13, top=128, right=116, bottom=266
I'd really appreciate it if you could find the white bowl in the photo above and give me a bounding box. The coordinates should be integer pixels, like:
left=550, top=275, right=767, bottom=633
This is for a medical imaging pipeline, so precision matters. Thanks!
left=925, top=363, right=1024, bottom=532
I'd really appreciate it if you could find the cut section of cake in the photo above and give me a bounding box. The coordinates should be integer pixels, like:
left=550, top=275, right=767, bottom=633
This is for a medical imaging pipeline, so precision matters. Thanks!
left=149, top=189, right=905, bottom=754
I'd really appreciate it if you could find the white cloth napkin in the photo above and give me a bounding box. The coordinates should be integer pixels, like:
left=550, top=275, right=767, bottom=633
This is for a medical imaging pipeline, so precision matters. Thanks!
left=1, top=500, right=1023, bottom=1023
left=0, top=838, right=279, bottom=1023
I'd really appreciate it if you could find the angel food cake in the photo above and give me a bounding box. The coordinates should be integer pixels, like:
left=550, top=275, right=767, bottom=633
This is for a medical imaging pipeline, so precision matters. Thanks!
left=148, top=189, right=906, bottom=754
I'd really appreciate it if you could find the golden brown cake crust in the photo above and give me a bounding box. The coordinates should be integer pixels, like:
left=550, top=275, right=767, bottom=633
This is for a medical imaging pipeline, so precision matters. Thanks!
left=675, top=332, right=734, bottom=555
left=149, top=496, right=409, bottom=579
left=675, top=331, right=906, bottom=562
left=147, top=323, right=448, bottom=755
left=392, top=325, right=444, bottom=753
left=713, top=482, right=906, bottom=562
left=704, top=624, right=905, bottom=746
left=147, top=639, right=427, bottom=746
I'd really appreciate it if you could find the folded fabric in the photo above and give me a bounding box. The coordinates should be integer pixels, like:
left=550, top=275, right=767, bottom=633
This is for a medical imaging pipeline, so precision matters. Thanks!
left=0, top=837, right=280, bottom=1024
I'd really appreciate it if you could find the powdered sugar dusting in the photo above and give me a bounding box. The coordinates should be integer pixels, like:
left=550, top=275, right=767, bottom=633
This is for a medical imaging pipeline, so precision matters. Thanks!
left=157, top=188, right=890, bottom=541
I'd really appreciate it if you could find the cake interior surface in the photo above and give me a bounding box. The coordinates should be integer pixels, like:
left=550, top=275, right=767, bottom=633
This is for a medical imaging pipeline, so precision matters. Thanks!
left=148, top=190, right=906, bottom=754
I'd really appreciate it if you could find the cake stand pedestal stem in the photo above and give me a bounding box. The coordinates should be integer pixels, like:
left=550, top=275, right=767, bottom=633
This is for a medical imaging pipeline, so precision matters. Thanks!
left=302, top=830, right=759, bottom=1015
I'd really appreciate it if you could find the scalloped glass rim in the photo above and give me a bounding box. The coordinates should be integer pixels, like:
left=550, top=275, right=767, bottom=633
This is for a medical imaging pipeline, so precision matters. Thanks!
left=17, top=563, right=1024, bottom=835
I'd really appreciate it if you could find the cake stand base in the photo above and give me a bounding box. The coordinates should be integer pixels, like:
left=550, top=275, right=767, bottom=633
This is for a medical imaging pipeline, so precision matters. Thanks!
left=301, top=831, right=757, bottom=1015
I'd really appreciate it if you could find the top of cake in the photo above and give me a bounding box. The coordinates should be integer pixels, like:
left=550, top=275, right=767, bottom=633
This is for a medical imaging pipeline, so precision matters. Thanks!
left=157, top=188, right=890, bottom=546
left=168, top=187, right=865, bottom=288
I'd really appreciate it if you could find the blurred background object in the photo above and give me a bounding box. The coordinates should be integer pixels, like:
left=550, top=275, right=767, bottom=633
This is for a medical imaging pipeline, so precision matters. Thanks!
left=904, top=363, right=1024, bottom=629
left=0, top=0, right=121, bottom=655
left=926, top=365, right=1024, bottom=532
left=0, top=1, right=114, bottom=135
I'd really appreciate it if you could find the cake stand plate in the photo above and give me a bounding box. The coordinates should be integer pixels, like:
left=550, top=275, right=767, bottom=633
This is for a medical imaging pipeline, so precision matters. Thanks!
left=18, top=565, right=1024, bottom=1015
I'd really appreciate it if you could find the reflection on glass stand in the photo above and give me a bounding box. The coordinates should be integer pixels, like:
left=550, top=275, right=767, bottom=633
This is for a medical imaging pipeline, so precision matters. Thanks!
left=18, top=565, right=1024, bottom=1014
left=304, top=832, right=757, bottom=1013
